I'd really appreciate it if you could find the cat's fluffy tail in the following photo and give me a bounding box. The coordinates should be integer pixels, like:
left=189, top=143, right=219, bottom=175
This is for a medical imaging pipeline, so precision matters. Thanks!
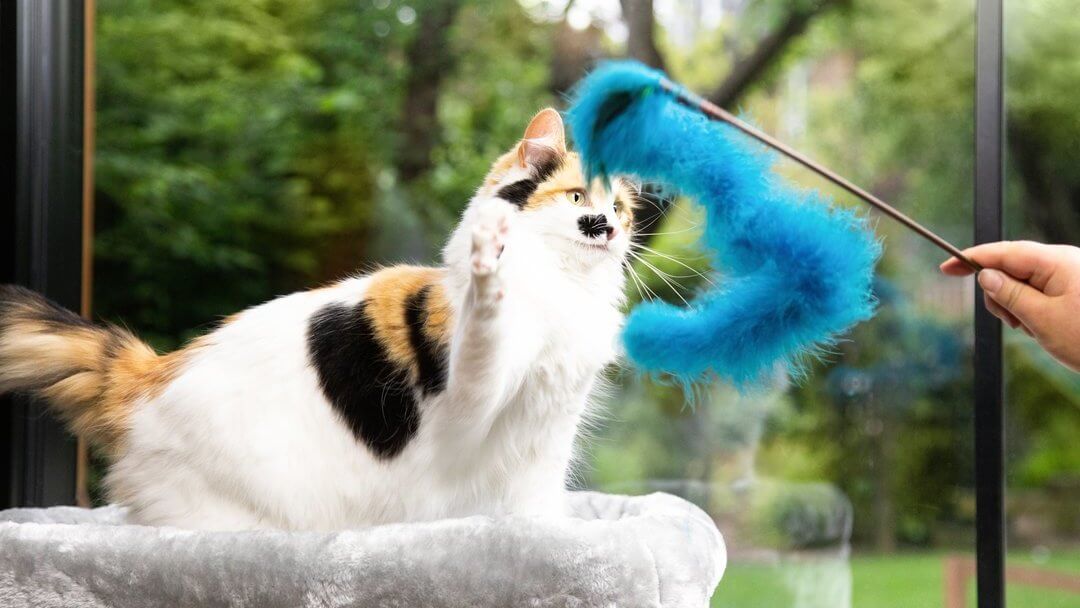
left=0, top=285, right=161, bottom=451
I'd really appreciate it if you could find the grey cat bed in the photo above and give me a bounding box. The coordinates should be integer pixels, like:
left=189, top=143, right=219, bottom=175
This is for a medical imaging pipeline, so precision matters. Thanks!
left=0, top=491, right=725, bottom=608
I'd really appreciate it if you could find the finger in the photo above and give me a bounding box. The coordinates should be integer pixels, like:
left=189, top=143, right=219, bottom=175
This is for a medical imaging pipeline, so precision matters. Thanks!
left=940, top=257, right=977, bottom=276
left=983, top=292, right=1020, bottom=328
left=978, top=269, right=1051, bottom=334
left=958, top=241, right=1057, bottom=289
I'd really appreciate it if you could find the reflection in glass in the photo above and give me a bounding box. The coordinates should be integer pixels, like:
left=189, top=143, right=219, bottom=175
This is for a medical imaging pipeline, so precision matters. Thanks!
left=1004, top=1, right=1080, bottom=606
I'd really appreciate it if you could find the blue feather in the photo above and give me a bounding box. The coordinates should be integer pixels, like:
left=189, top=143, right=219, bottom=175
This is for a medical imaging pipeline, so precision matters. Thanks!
left=566, top=61, right=882, bottom=388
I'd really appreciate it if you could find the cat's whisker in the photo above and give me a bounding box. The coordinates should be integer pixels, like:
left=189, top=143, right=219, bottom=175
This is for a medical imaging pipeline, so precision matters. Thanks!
left=626, top=260, right=656, bottom=302
left=633, top=192, right=665, bottom=211
left=637, top=263, right=692, bottom=308
left=633, top=222, right=703, bottom=238
left=629, top=243, right=715, bottom=286
left=625, top=265, right=653, bottom=303
left=628, top=251, right=693, bottom=308
left=639, top=277, right=662, bottom=303
left=630, top=242, right=709, bottom=265
left=629, top=245, right=710, bottom=277
left=628, top=262, right=659, bottom=302
left=634, top=212, right=670, bottom=235
left=626, top=258, right=661, bottom=303
left=636, top=191, right=677, bottom=218
left=628, top=249, right=692, bottom=286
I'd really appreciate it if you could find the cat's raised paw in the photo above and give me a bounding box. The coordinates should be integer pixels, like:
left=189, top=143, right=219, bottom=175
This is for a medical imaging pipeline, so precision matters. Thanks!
left=471, top=202, right=511, bottom=277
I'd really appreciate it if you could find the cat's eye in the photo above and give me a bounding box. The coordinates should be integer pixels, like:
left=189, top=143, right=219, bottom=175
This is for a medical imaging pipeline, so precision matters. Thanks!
left=566, top=190, right=588, bottom=206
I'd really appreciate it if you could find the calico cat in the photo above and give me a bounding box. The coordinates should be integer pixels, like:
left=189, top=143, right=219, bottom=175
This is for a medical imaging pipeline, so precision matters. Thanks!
left=0, top=109, right=636, bottom=530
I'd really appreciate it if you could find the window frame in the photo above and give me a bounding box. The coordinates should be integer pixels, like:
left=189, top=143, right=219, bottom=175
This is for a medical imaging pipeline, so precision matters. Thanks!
left=0, top=0, right=88, bottom=508
left=974, top=0, right=1006, bottom=606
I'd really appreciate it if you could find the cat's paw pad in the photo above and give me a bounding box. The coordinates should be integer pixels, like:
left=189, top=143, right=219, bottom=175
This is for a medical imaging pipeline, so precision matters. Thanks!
left=471, top=202, right=511, bottom=277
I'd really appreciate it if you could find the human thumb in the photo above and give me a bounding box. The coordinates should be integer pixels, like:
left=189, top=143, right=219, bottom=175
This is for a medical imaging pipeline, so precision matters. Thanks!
left=977, top=269, right=1051, bottom=333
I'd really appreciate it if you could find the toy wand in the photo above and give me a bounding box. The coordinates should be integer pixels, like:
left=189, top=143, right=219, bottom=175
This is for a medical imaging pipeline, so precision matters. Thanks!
left=659, top=78, right=983, bottom=272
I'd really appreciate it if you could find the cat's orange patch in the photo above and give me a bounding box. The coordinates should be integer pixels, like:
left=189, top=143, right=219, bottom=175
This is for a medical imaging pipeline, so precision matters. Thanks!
left=523, top=153, right=584, bottom=210
left=363, top=266, right=452, bottom=382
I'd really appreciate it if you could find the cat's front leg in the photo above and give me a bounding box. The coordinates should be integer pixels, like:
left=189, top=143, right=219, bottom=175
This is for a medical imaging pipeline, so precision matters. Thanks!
left=442, top=200, right=515, bottom=432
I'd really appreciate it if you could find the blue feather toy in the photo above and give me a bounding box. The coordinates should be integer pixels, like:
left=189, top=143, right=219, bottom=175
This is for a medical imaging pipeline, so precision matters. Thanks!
left=566, top=61, right=882, bottom=388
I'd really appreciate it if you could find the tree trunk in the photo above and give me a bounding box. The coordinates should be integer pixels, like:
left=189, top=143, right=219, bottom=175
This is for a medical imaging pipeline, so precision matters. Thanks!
left=398, top=0, right=461, bottom=184
left=620, top=0, right=666, bottom=70
left=550, top=21, right=603, bottom=96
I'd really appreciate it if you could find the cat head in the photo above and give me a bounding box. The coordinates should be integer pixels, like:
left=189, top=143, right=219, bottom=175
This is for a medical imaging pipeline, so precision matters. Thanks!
left=479, top=108, right=636, bottom=268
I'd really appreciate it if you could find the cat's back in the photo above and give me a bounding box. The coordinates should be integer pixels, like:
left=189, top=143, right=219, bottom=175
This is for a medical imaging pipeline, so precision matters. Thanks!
left=122, top=278, right=369, bottom=477
left=174, top=275, right=372, bottom=397
left=151, top=265, right=453, bottom=420
left=116, top=267, right=454, bottom=529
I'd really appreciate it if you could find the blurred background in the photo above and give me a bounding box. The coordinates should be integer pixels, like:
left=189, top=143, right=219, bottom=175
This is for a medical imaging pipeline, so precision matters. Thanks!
left=90, top=0, right=1079, bottom=606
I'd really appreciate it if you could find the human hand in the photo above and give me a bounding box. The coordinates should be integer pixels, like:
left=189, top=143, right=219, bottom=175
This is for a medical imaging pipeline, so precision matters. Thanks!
left=940, top=240, right=1080, bottom=372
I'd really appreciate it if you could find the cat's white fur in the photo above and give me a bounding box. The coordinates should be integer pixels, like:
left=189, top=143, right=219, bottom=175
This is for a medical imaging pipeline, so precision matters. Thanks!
left=107, top=159, right=631, bottom=530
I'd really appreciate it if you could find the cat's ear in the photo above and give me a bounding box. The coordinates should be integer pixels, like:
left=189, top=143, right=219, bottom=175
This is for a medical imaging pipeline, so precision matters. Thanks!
left=517, top=108, right=566, bottom=168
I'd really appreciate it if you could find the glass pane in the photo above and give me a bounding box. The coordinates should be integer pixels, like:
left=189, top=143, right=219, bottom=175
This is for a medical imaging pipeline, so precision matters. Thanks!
left=588, top=3, right=979, bottom=607
left=1004, top=2, right=1080, bottom=607
left=92, top=2, right=981, bottom=606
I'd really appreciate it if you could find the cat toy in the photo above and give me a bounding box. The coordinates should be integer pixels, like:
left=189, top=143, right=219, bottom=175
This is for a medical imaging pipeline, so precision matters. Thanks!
left=567, top=61, right=976, bottom=388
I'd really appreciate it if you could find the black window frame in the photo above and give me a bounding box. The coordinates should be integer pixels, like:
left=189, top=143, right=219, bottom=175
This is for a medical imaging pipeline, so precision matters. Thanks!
left=1, top=0, right=86, bottom=508
left=974, top=0, right=1006, bottom=606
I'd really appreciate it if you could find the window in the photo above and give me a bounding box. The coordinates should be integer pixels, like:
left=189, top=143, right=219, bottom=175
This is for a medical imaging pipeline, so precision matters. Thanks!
left=6, top=1, right=1077, bottom=606
left=1003, top=1, right=1080, bottom=606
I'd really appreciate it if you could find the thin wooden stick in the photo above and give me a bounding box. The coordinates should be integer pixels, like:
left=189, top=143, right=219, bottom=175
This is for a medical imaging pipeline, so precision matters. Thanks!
left=660, top=78, right=983, bottom=272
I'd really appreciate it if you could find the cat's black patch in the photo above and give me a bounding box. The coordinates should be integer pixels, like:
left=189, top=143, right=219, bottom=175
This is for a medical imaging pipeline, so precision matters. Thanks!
left=532, top=154, right=562, bottom=183
left=495, top=155, right=563, bottom=208
left=496, top=179, right=537, bottom=208
left=307, top=302, right=420, bottom=459
left=404, top=286, right=448, bottom=395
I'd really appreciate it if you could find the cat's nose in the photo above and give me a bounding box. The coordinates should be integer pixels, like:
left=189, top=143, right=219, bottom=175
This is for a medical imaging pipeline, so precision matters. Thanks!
left=577, top=214, right=609, bottom=239
left=605, top=224, right=617, bottom=240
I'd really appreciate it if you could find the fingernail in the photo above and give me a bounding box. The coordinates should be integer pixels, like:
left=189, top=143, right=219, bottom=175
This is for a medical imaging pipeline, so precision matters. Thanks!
left=978, top=269, right=1003, bottom=293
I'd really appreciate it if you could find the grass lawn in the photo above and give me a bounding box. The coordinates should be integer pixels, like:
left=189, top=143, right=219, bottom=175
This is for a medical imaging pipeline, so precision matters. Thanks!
left=712, top=550, right=1080, bottom=607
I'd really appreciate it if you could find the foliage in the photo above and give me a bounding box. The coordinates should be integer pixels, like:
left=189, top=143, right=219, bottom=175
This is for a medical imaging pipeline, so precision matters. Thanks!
left=94, top=0, right=547, bottom=347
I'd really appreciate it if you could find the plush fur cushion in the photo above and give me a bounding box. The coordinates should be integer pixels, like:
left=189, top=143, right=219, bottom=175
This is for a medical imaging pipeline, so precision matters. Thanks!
left=0, top=491, right=725, bottom=608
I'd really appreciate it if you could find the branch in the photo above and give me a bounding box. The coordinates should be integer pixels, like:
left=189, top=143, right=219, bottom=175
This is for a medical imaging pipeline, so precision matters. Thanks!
left=708, top=0, right=841, bottom=108
left=627, top=1, right=840, bottom=244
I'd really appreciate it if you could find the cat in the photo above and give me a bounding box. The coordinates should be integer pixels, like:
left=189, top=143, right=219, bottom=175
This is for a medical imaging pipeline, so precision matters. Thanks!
left=0, top=108, right=637, bottom=531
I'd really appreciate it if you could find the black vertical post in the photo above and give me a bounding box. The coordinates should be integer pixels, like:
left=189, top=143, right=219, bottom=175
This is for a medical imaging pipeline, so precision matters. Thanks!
left=0, top=1, right=86, bottom=508
left=975, top=0, right=1006, bottom=606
